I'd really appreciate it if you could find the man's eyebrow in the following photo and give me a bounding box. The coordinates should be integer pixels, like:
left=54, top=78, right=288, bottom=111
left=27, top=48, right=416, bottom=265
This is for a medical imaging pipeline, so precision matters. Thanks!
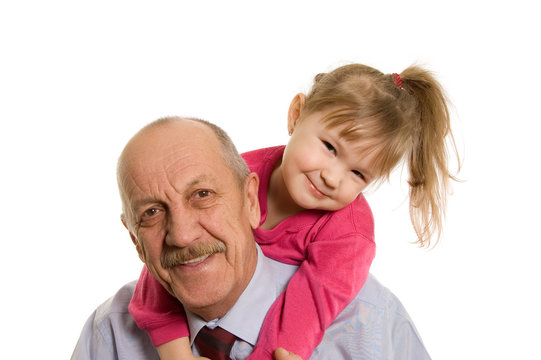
left=185, top=174, right=217, bottom=189
left=132, top=198, right=160, bottom=211
left=186, top=177, right=207, bottom=188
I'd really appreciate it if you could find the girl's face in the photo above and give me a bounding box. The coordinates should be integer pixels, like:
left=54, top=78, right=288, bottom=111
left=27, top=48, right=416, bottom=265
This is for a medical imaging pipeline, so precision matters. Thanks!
left=282, top=108, right=380, bottom=211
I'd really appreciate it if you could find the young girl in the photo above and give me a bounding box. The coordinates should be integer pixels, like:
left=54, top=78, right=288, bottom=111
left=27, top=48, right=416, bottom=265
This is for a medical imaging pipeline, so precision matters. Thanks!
left=129, top=63, right=458, bottom=359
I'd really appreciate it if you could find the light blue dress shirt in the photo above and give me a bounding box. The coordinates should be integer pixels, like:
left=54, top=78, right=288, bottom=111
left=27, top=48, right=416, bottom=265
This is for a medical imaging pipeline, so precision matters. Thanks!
left=72, top=245, right=431, bottom=359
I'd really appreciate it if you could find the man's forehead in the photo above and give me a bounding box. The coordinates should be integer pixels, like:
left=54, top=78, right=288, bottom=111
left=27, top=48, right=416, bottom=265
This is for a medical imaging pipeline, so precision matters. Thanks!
left=126, top=151, right=231, bottom=189
left=119, top=120, right=232, bottom=193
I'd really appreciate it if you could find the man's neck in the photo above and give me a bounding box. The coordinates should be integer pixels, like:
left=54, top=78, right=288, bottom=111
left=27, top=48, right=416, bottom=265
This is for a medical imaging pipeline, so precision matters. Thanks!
left=185, top=245, right=297, bottom=346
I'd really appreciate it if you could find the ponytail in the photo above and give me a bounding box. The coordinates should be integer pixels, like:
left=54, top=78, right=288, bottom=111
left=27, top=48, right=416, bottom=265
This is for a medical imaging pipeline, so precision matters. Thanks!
left=401, top=66, right=459, bottom=247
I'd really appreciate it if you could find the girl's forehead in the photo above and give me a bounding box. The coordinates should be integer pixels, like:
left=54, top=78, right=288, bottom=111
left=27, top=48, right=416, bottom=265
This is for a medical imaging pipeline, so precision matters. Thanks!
left=323, top=117, right=378, bottom=142
left=320, top=118, right=384, bottom=155
left=305, top=107, right=385, bottom=149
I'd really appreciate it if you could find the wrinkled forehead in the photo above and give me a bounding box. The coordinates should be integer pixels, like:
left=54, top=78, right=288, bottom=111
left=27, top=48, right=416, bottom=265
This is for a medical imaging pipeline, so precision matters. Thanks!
left=118, top=121, right=232, bottom=201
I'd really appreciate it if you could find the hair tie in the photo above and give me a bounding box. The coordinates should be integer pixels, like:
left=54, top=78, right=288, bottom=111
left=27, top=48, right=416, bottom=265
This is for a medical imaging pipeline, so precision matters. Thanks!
left=392, top=73, right=403, bottom=88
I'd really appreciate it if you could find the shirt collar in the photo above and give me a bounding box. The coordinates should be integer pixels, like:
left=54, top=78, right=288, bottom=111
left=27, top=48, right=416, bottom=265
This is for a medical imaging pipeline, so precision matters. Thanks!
left=186, top=244, right=281, bottom=346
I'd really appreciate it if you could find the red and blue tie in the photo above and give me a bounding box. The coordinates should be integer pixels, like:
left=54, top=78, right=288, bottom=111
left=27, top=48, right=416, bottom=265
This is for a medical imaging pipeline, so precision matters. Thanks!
left=194, top=326, right=238, bottom=360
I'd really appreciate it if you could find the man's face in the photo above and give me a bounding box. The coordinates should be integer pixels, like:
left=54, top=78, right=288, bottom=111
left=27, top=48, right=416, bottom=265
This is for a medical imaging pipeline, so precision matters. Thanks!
left=119, top=120, right=260, bottom=320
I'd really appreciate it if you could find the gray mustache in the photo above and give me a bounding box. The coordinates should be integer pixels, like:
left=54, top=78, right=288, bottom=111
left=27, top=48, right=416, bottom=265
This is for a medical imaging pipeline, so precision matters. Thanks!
left=161, top=241, right=226, bottom=269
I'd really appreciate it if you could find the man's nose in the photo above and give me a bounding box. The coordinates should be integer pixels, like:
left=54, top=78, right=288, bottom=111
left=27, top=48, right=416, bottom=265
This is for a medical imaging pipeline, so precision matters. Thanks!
left=165, top=207, right=202, bottom=247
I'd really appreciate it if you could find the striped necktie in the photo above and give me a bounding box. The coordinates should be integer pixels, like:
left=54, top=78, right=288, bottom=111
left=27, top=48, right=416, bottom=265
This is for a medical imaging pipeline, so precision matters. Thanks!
left=194, top=326, right=238, bottom=360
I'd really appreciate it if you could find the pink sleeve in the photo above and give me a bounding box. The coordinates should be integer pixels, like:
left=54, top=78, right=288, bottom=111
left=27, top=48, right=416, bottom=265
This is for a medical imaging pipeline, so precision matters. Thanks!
left=248, top=233, right=375, bottom=360
left=129, top=266, right=190, bottom=346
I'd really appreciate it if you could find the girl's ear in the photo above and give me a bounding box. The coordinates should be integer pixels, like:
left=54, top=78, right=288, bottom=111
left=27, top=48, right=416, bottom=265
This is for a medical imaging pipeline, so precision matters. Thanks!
left=287, top=93, right=306, bottom=135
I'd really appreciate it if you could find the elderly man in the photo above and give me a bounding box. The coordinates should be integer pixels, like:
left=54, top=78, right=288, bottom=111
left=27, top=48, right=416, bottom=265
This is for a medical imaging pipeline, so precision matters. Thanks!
left=72, top=117, right=431, bottom=360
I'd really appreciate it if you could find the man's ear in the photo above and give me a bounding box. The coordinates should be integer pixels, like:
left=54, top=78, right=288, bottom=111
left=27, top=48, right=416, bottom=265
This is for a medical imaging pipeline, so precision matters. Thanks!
left=287, top=93, right=306, bottom=135
left=244, top=173, right=261, bottom=230
left=121, top=214, right=145, bottom=262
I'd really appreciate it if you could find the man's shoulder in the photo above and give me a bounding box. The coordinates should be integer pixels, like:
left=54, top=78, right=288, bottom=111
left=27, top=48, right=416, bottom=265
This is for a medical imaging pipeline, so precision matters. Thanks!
left=316, top=274, right=431, bottom=360
left=71, top=281, right=159, bottom=360
left=95, top=281, right=136, bottom=319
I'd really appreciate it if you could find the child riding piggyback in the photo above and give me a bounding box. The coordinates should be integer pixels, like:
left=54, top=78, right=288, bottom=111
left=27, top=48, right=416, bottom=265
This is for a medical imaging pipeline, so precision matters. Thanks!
left=130, top=63, right=458, bottom=359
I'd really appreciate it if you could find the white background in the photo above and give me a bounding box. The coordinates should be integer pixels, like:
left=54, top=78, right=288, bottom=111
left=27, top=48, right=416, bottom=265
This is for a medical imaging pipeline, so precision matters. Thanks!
left=1, top=1, right=540, bottom=359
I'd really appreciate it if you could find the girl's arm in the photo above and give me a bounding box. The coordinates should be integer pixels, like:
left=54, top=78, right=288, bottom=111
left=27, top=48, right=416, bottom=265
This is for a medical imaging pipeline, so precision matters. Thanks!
left=129, top=266, right=195, bottom=359
left=250, top=231, right=375, bottom=360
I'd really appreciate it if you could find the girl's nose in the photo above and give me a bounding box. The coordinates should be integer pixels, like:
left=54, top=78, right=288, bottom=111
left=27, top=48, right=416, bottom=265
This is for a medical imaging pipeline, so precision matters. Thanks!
left=321, top=167, right=339, bottom=189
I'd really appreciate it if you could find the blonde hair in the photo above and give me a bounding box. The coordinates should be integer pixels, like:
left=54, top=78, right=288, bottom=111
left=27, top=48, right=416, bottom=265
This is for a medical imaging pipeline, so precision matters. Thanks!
left=302, top=63, right=459, bottom=247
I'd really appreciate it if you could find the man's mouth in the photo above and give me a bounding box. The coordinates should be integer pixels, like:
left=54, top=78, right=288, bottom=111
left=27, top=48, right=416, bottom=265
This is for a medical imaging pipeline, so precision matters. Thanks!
left=161, top=241, right=226, bottom=269
left=179, top=254, right=212, bottom=265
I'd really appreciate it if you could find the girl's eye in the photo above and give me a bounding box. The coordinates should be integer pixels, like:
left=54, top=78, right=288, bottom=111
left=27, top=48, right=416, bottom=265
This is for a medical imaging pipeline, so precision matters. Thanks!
left=352, top=170, right=366, bottom=181
left=323, top=141, right=336, bottom=155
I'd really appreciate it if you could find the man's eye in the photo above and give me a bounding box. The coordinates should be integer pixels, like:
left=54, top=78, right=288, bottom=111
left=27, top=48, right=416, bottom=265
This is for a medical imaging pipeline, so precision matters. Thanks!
left=323, top=141, right=336, bottom=155
left=352, top=170, right=366, bottom=181
left=195, top=190, right=211, bottom=198
left=143, top=208, right=160, bottom=217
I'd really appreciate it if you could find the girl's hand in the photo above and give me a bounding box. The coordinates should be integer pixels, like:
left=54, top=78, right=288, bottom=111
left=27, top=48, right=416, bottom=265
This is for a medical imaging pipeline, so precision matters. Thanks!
left=274, top=347, right=302, bottom=360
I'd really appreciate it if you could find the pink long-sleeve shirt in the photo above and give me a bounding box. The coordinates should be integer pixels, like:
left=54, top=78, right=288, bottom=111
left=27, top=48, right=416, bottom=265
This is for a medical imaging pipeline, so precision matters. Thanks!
left=128, top=146, right=376, bottom=359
